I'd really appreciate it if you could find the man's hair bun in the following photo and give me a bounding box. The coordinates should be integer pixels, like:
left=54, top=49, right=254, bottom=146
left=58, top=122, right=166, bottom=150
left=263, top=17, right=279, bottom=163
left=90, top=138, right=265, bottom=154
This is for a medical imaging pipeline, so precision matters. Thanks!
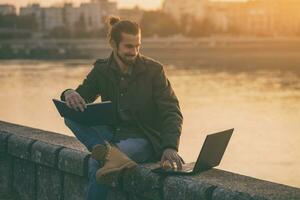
left=108, top=16, right=120, bottom=26
left=106, top=16, right=140, bottom=45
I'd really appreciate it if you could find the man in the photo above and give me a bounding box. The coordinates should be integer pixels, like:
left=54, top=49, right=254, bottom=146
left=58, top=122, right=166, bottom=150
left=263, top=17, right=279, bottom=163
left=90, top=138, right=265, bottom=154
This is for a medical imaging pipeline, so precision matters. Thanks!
left=60, top=16, right=184, bottom=200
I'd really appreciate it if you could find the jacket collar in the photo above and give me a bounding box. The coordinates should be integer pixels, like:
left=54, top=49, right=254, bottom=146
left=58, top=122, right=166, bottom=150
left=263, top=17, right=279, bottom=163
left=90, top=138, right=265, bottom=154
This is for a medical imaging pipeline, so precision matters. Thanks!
left=132, top=53, right=147, bottom=79
left=100, top=52, right=147, bottom=82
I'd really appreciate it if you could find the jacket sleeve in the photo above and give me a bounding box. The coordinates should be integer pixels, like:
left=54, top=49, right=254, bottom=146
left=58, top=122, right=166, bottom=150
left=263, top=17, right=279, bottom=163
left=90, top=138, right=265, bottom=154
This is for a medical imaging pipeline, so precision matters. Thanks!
left=152, top=65, right=183, bottom=152
left=75, top=65, right=101, bottom=103
left=60, top=64, right=101, bottom=103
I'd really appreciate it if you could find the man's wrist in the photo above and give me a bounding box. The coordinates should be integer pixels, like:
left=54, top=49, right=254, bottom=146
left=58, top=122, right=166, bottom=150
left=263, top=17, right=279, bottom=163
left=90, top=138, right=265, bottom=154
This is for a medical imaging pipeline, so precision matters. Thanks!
left=163, top=147, right=178, bottom=152
left=163, top=146, right=178, bottom=151
left=60, top=88, right=73, bottom=101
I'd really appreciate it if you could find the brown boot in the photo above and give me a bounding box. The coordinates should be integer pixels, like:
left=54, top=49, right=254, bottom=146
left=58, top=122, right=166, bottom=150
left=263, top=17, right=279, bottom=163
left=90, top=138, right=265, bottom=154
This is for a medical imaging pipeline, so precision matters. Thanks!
left=90, top=143, right=111, bottom=163
left=95, top=141, right=137, bottom=184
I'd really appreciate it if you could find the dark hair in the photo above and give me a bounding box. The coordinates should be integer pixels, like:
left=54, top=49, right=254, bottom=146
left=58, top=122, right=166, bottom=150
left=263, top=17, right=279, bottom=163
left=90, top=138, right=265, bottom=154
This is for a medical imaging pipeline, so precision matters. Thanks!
left=107, top=16, right=140, bottom=45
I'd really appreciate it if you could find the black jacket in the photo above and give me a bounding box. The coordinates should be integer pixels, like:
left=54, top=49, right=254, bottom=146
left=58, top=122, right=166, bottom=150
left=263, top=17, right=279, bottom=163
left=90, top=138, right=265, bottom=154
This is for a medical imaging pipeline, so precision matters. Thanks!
left=61, top=53, right=183, bottom=160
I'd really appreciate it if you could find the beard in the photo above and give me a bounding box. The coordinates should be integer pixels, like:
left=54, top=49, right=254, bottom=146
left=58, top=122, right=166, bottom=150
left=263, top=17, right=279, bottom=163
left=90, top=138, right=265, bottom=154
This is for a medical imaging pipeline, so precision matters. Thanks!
left=116, top=51, right=137, bottom=65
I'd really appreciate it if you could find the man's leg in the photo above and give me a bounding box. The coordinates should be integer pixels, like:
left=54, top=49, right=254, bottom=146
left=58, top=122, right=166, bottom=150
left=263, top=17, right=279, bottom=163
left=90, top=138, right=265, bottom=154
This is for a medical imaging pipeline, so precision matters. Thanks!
left=64, top=118, right=113, bottom=151
left=88, top=138, right=155, bottom=200
left=115, top=138, right=155, bottom=163
left=64, top=118, right=113, bottom=200
left=64, top=119, right=155, bottom=200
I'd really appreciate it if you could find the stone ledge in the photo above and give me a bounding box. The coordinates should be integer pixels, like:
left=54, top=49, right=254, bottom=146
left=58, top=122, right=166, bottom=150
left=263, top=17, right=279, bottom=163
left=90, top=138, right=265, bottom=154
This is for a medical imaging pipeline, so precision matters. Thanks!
left=1, top=120, right=300, bottom=200
left=121, top=164, right=300, bottom=200
left=31, top=140, right=64, bottom=167
left=0, top=192, right=17, bottom=200
left=0, top=131, right=12, bottom=154
left=58, top=147, right=89, bottom=176
left=13, top=158, right=36, bottom=200
left=123, top=163, right=162, bottom=200
left=212, top=186, right=267, bottom=200
left=7, top=134, right=36, bottom=160
left=36, top=165, right=63, bottom=200
left=187, top=169, right=300, bottom=200
left=0, top=120, right=87, bottom=152
left=0, top=154, right=13, bottom=194
left=63, top=173, right=88, bottom=200
left=164, top=176, right=215, bottom=200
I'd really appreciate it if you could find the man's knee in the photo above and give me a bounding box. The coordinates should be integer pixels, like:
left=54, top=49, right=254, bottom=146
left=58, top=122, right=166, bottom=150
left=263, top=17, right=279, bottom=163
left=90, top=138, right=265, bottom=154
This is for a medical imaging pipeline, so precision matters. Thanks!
left=115, top=139, right=154, bottom=163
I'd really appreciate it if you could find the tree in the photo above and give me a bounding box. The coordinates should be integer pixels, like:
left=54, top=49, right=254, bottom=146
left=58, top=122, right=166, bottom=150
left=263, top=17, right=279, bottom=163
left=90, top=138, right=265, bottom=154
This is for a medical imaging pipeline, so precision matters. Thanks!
left=73, top=13, right=88, bottom=38
left=0, top=14, right=17, bottom=29
left=140, top=11, right=180, bottom=37
left=16, top=15, right=38, bottom=30
left=181, top=15, right=216, bottom=37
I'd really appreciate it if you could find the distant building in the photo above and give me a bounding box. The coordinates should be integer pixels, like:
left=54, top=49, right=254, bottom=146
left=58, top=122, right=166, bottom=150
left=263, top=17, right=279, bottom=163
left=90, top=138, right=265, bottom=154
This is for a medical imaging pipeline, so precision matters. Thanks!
left=20, top=0, right=118, bottom=31
left=162, top=0, right=300, bottom=36
left=74, top=0, right=118, bottom=31
left=163, top=0, right=208, bottom=21
left=79, top=2, right=104, bottom=31
left=0, top=4, right=16, bottom=15
left=20, top=4, right=64, bottom=31
left=19, top=4, right=41, bottom=17
left=94, top=0, right=118, bottom=17
left=20, top=4, right=44, bottom=30
left=208, top=0, right=300, bottom=36
left=62, top=3, right=80, bottom=31
left=119, top=6, right=144, bottom=23
left=44, top=7, right=64, bottom=30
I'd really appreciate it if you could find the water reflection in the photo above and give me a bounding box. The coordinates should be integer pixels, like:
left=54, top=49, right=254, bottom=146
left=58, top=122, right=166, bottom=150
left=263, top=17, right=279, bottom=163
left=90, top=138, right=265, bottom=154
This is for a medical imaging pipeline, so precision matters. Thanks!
left=0, top=60, right=299, bottom=188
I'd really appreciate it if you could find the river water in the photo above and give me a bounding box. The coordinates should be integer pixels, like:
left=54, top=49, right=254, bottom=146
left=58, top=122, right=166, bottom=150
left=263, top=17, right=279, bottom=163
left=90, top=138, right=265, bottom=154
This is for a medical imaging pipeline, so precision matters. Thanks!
left=0, top=59, right=299, bottom=188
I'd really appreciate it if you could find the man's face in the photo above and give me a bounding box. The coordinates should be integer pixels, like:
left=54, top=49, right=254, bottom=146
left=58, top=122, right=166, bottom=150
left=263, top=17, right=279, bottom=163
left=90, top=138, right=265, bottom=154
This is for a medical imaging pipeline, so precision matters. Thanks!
left=113, top=32, right=141, bottom=65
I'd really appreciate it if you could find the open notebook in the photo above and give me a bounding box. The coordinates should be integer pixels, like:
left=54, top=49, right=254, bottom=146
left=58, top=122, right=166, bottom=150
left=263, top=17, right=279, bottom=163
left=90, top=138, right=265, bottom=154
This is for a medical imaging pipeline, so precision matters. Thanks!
left=53, top=99, right=117, bottom=126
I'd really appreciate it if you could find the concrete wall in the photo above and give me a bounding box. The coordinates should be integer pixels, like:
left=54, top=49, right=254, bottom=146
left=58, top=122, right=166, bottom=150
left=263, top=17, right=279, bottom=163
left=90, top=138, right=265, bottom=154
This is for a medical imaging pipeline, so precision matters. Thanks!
left=1, top=120, right=300, bottom=200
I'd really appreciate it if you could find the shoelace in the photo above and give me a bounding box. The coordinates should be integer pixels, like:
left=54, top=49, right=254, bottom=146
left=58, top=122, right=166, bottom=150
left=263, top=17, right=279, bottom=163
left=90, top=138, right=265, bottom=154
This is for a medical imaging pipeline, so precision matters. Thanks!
left=103, top=141, right=112, bottom=162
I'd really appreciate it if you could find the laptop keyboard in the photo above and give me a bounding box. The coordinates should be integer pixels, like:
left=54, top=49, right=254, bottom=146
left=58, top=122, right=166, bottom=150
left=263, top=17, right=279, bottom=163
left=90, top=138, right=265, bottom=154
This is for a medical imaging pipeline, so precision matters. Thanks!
left=181, top=162, right=195, bottom=171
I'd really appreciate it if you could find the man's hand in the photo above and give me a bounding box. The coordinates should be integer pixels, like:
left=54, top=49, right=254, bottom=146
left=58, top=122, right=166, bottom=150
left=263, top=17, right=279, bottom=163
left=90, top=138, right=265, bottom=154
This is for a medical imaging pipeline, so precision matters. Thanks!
left=64, top=89, right=87, bottom=112
left=160, top=148, right=185, bottom=170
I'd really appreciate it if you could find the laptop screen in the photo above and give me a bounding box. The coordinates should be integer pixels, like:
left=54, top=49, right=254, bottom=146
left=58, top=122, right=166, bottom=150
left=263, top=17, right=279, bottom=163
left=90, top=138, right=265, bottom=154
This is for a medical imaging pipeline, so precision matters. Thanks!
left=193, top=128, right=234, bottom=172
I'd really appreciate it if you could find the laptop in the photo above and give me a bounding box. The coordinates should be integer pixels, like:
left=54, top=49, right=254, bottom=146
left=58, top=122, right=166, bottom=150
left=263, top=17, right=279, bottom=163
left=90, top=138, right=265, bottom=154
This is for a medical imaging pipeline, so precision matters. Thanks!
left=52, top=99, right=117, bottom=126
left=152, top=128, right=234, bottom=175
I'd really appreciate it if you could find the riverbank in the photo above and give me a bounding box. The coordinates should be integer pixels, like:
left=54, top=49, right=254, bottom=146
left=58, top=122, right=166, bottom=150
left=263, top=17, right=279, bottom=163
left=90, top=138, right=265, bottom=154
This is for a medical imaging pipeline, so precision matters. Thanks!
left=1, top=37, right=300, bottom=64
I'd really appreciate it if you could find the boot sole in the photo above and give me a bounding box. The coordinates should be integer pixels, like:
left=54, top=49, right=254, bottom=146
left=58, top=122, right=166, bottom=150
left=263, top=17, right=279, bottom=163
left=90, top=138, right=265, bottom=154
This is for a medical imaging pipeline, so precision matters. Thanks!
left=96, top=162, right=137, bottom=186
left=97, top=161, right=137, bottom=178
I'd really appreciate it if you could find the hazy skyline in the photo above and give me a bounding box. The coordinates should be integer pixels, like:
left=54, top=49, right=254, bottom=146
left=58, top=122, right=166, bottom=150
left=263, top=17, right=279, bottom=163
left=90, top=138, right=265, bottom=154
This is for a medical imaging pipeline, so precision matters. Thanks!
left=0, top=0, right=247, bottom=11
left=0, top=0, right=163, bottom=10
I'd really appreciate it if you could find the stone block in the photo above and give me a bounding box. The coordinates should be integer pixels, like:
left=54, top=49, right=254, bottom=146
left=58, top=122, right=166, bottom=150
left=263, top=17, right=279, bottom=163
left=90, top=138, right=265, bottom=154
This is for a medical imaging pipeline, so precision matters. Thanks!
left=12, top=158, right=36, bottom=200
left=128, top=194, right=154, bottom=200
left=0, top=120, right=87, bottom=152
left=0, top=154, right=13, bottom=194
left=107, top=188, right=128, bottom=200
left=164, top=176, right=215, bottom=200
left=63, top=173, right=88, bottom=200
left=0, top=131, right=11, bottom=155
left=36, top=165, right=63, bottom=200
left=0, top=192, right=18, bottom=200
left=197, top=169, right=300, bottom=200
left=31, top=140, right=63, bottom=167
left=123, top=164, right=162, bottom=200
left=58, top=148, right=89, bottom=176
left=212, top=187, right=267, bottom=200
left=8, top=135, right=35, bottom=160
